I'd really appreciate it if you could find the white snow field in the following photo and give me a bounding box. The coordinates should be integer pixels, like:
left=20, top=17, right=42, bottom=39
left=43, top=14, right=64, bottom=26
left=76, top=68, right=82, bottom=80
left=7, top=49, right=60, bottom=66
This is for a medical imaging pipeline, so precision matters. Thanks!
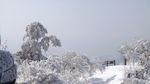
left=89, top=65, right=125, bottom=84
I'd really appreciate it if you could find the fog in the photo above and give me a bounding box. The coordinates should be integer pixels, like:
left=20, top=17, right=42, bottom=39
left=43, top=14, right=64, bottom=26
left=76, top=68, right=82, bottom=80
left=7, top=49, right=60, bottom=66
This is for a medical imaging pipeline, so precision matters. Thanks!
left=0, top=0, right=150, bottom=61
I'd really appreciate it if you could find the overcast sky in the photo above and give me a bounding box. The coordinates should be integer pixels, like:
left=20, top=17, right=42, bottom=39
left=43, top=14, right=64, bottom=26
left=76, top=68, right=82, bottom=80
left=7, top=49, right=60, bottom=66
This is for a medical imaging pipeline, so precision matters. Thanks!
left=0, top=0, right=150, bottom=60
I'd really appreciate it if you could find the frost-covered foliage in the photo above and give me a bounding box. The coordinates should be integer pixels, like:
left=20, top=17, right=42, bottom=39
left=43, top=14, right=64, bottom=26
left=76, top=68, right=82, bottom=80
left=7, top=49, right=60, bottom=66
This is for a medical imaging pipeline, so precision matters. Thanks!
left=17, top=52, right=105, bottom=84
left=17, top=60, right=64, bottom=84
left=16, top=22, right=61, bottom=61
left=59, top=52, right=105, bottom=84
left=119, top=40, right=150, bottom=84
left=122, top=78, right=150, bottom=84
left=61, top=52, right=93, bottom=76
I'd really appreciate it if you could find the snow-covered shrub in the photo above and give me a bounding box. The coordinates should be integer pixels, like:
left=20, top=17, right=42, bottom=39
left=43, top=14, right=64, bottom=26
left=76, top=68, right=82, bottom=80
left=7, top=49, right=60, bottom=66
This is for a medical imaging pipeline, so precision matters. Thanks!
left=17, top=52, right=105, bottom=84
left=120, top=40, right=150, bottom=84
left=61, top=52, right=92, bottom=75
left=17, top=59, right=64, bottom=84
left=122, top=78, right=150, bottom=84
left=16, top=22, right=61, bottom=61
left=59, top=52, right=104, bottom=84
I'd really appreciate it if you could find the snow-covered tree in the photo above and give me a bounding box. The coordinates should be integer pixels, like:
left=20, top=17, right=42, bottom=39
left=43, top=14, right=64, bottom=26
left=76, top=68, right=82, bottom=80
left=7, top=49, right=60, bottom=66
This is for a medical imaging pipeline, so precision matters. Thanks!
left=61, top=52, right=105, bottom=76
left=16, top=22, right=61, bottom=61
left=120, top=40, right=150, bottom=84
left=15, top=22, right=105, bottom=84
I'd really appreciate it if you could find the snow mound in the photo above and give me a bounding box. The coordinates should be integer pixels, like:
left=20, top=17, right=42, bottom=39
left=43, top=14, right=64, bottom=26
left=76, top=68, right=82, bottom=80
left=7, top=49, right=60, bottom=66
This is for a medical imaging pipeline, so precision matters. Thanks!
left=89, top=65, right=125, bottom=84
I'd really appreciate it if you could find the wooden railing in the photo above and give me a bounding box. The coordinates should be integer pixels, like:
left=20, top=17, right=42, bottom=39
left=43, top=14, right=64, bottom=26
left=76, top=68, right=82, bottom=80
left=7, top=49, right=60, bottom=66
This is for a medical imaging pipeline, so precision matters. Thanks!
left=104, top=60, right=116, bottom=66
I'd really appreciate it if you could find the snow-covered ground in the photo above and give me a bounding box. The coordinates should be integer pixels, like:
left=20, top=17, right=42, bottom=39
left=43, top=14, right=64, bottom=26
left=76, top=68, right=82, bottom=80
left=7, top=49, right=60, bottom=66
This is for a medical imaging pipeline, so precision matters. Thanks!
left=17, top=65, right=126, bottom=84
left=89, top=65, right=125, bottom=84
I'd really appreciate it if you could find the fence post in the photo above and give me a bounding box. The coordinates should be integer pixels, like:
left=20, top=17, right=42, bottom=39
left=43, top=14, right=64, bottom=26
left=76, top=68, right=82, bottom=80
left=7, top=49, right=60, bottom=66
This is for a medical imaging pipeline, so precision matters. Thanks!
left=106, top=61, right=108, bottom=66
left=124, top=58, right=127, bottom=65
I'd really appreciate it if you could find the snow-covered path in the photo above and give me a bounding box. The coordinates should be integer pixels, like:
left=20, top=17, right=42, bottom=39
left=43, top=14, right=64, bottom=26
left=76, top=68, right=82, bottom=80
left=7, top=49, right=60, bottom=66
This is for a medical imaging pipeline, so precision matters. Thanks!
left=89, top=65, right=125, bottom=84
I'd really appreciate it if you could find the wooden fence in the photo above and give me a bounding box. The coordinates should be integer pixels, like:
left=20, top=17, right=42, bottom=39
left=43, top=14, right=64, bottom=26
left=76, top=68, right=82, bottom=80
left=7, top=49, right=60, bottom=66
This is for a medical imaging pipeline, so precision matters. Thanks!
left=104, top=60, right=116, bottom=66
